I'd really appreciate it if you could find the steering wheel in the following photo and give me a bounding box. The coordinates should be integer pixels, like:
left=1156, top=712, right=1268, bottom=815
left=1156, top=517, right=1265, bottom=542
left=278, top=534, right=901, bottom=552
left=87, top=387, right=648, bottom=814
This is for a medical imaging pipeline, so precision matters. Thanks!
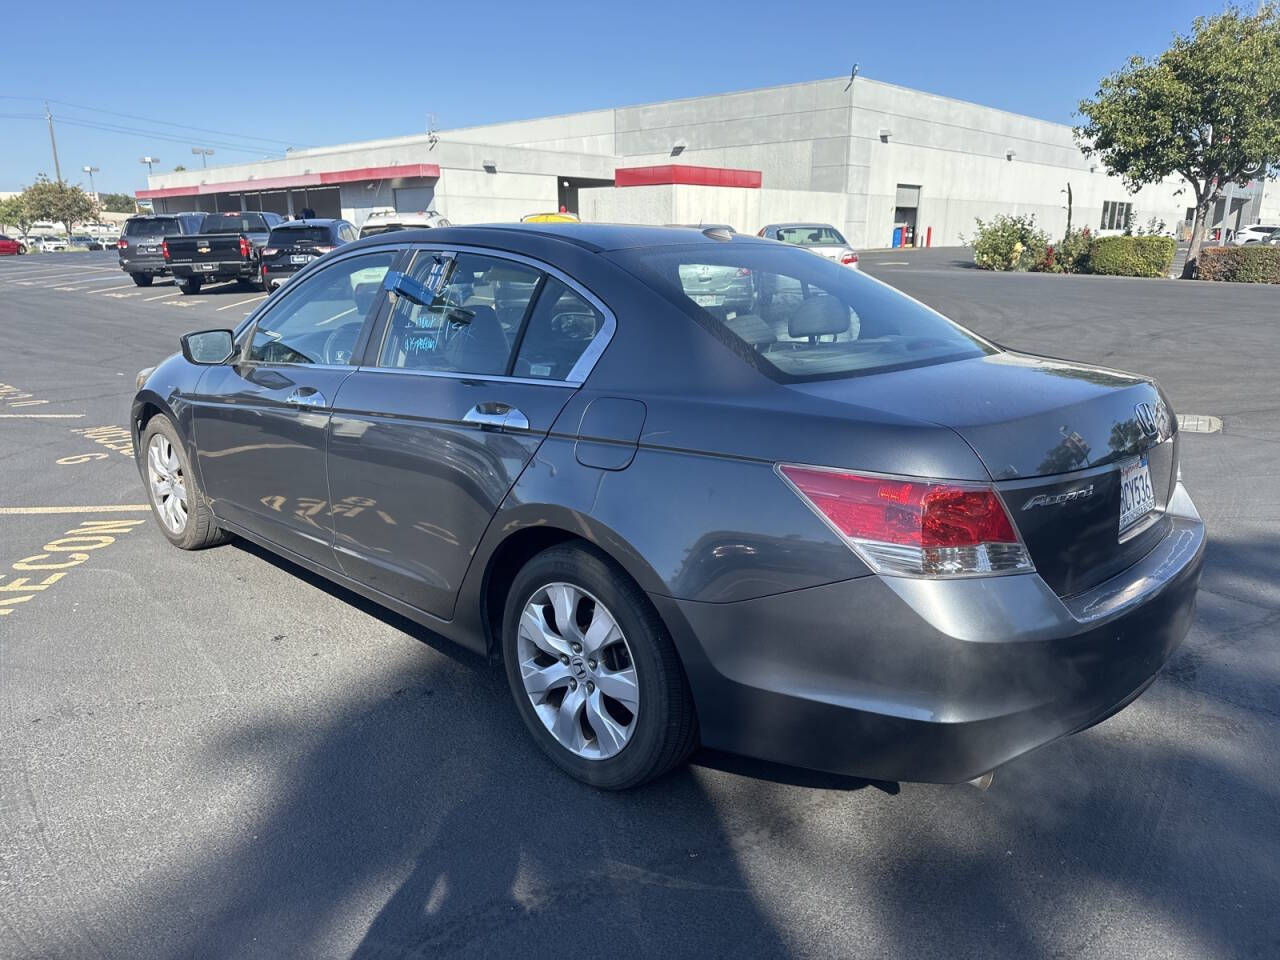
left=322, top=322, right=361, bottom=365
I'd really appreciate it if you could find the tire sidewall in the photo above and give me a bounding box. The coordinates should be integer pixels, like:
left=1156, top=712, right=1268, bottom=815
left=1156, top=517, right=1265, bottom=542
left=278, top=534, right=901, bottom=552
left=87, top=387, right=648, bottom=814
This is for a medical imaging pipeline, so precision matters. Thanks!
left=141, top=416, right=202, bottom=549
left=501, top=546, right=677, bottom=789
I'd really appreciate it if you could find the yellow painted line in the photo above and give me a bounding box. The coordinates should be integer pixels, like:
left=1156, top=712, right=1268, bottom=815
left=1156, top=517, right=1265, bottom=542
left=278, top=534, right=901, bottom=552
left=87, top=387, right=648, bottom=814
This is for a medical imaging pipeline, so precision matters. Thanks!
left=144, top=290, right=180, bottom=301
left=0, top=505, right=150, bottom=515
left=217, top=294, right=266, bottom=312
left=0, top=413, right=84, bottom=419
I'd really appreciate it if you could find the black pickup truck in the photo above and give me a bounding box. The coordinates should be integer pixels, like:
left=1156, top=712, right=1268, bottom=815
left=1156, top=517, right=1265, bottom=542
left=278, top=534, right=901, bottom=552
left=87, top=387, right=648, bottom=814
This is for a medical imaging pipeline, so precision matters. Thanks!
left=164, top=211, right=284, bottom=294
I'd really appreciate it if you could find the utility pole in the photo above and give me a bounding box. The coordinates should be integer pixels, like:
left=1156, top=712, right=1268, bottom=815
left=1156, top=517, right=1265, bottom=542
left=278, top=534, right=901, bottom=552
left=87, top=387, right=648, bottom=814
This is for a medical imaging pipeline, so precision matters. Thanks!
left=191, top=147, right=214, bottom=168
left=45, top=102, right=63, bottom=183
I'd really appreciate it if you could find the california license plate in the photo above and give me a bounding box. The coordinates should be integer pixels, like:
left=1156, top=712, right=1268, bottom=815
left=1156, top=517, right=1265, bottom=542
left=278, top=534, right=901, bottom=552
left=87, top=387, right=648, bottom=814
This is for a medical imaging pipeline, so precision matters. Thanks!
left=141, top=245, right=157, bottom=254
left=691, top=293, right=723, bottom=306
left=290, top=255, right=313, bottom=265
left=1119, top=456, right=1156, bottom=533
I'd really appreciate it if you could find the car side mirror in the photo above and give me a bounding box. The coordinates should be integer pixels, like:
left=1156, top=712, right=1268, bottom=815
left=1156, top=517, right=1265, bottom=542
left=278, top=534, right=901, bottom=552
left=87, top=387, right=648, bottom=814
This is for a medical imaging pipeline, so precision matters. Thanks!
left=180, top=329, right=236, bottom=365
left=382, top=270, right=433, bottom=307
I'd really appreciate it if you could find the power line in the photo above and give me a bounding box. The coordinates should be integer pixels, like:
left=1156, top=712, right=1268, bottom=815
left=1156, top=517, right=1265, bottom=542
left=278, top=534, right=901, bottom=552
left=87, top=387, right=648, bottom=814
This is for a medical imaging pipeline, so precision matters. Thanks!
left=52, top=116, right=284, bottom=157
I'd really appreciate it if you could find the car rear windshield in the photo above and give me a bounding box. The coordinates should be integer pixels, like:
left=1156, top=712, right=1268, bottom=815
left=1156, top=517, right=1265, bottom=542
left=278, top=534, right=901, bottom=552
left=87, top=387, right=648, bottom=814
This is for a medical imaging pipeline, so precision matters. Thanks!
left=610, top=243, right=994, bottom=382
left=776, top=226, right=846, bottom=246
left=359, top=224, right=405, bottom=238
left=125, top=218, right=179, bottom=238
left=269, top=227, right=331, bottom=245
left=202, top=213, right=268, bottom=233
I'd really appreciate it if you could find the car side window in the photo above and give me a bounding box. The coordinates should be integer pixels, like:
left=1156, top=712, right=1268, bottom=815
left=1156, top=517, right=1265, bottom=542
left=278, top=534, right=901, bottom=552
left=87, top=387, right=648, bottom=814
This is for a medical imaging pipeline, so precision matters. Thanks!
left=512, top=278, right=605, bottom=380
left=378, top=251, right=541, bottom=376
left=248, top=251, right=395, bottom=366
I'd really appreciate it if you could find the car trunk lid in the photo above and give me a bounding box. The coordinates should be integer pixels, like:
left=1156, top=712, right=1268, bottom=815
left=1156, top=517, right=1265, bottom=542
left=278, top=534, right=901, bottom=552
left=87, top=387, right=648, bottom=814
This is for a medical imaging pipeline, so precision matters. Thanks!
left=791, top=351, right=1178, bottom=595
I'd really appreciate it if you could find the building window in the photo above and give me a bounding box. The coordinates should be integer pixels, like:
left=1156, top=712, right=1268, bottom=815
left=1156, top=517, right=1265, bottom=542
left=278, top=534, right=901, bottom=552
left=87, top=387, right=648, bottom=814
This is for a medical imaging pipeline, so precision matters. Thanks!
left=1100, top=201, right=1133, bottom=231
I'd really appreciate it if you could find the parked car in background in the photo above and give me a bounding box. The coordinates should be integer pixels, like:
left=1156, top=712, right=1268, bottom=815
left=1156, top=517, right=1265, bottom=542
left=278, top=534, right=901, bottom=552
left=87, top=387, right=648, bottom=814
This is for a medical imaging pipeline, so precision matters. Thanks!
left=0, top=235, right=25, bottom=256
left=759, top=222, right=859, bottom=268
left=667, top=225, right=753, bottom=313
left=164, top=211, right=283, bottom=294
left=1232, top=224, right=1280, bottom=245
left=357, top=208, right=451, bottom=239
left=260, top=218, right=357, bottom=291
left=71, top=234, right=105, bottom=250
left=132, top=223, right=1203, bottom=791
left=521, top=212, right=580, bottom=223
left=37, top=235, right=68, bottom=252
left=119, top=213, right=207, bottom=286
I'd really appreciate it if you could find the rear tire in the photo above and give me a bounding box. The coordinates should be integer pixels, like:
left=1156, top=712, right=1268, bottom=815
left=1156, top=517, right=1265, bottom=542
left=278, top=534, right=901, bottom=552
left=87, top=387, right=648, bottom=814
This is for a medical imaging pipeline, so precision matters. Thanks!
left=236, top=277, right=257, bottom=291
left=141, top=414, right=226, bottom=550
left=178, top=277, right=201, bottom=295
left=502, top=543, right=698, bottom=789
left=131, top=273, right=152, bottom=287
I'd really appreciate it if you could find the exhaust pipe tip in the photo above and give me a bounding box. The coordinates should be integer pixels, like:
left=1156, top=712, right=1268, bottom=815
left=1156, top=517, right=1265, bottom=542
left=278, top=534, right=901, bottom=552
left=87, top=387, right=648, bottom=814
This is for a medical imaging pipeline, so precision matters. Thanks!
left=967, top=771, right=994, bottom=791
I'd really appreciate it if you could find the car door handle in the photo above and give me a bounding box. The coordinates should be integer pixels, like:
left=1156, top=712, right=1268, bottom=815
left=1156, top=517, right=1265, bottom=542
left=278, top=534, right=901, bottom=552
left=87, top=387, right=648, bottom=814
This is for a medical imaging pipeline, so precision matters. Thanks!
left=463, top=403, right=529, bottom=431
left=286, top=387, right=327, bottom=408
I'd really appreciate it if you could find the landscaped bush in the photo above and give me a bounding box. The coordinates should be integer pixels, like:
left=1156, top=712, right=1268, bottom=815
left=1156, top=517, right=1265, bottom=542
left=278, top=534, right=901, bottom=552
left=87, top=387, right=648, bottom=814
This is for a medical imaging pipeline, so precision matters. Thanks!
left=1087, top=235, right=1177, bottom=277
left=1047, top=227, right=1093, bottom=274
left=968, top=214, right=1050, bottom=271
left=1196, top=244, right=1280, bottom=283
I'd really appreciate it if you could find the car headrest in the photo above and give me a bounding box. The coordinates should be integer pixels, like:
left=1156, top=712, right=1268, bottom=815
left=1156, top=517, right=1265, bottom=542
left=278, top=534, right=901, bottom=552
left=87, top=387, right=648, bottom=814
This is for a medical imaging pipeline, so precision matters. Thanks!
left=444, top=304, right=507, bottom=375
left=788, top=295, right=850, bottom=338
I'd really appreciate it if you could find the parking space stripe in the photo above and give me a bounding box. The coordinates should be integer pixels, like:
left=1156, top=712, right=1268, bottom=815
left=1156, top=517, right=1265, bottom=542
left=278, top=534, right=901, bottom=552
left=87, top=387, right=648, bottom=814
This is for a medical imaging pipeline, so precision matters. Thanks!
left=47, top=276, right=130, bottom=289
left=0, top=414, right=85, bottom=418
left=217, top=295, right=267, bottom=311
left=94, top=283, right=143, bottom=293
left=0, top=505, right=150, bottom=515
left=143, top=290, right=181, bottom=301
left=0, top=267, right=114, bottom=280
left=8, top=270, right=118, bottom=285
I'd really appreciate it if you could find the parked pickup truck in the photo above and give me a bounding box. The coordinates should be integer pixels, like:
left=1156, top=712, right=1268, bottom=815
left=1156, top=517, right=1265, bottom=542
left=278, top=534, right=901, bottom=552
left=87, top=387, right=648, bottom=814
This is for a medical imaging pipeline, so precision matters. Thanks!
left=164, top=211, right=284, bottom=294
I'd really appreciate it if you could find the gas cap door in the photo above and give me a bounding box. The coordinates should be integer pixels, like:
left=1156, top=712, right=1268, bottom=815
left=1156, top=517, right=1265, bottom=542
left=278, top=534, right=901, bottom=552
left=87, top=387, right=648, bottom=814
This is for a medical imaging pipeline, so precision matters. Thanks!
left=575, top=397, right=647, bottom=471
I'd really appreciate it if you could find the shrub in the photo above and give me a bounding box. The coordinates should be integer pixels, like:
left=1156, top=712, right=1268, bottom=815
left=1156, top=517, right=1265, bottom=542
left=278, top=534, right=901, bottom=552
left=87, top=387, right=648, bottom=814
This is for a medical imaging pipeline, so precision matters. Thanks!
left=1196, top=244, right=1280, bottom=282
left=1052, top=227, right=1093, bottom=273
left=1087, top=235, right=1177, bottom=277
left=968, top=214, right=1050, bottom=271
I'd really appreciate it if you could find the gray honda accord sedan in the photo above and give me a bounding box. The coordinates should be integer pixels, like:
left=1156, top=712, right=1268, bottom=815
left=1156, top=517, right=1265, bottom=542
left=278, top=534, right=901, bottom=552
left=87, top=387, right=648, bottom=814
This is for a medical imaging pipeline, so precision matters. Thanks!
left=132, top=224, right=1204, bottom=789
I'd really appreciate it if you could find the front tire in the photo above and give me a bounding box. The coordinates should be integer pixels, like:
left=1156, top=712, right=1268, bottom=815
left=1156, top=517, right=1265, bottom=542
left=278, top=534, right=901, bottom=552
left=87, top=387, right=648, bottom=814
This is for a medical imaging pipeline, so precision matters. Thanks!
left=502, top=544, right=698, bottom=789
left=178, top=277, right=201, bottom=295
left=130, top=272, right=153, bottom=287
left=141, top=415, right=226, bottom=550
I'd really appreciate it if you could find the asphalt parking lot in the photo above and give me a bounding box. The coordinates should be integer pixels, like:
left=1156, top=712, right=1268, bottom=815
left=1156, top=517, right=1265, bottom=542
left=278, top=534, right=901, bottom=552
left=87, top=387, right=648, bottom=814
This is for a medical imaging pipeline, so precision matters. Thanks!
left=2, top=248, right=1278, bottom=959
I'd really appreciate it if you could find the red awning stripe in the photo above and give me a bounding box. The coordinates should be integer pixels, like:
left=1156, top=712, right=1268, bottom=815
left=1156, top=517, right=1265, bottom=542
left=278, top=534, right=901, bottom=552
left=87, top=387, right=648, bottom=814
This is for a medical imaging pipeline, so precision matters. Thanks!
left=136, top=162, right=441, bottom=200
left=614, top=164, right=762, bottom=188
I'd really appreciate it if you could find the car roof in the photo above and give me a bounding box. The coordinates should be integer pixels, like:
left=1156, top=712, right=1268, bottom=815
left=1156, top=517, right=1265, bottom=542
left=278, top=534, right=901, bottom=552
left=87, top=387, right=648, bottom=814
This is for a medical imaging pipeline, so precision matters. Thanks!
left=273, top=218, right=342, bottom=228
left=765, top=222, right=838, bottom=230
left=345, top=222, right=776, bottom=256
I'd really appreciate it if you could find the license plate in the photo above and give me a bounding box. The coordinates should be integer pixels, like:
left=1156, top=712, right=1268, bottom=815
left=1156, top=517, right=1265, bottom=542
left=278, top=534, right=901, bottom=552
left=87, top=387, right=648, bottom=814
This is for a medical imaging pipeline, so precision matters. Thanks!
left=290, top=254, right=313, bottom=265
left=196, top=263, right=217, bottom=272
left=1118, top=456, right=1156, bottom=533
left=691, top=293, right=723, bottom=306
left=141, top=245, right=157, bottom=254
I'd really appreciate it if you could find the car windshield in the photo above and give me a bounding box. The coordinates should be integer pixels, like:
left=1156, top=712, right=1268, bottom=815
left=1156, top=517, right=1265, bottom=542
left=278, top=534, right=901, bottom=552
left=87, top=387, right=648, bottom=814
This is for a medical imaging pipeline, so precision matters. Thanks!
left=776, top=226, right=846, bottom=246
left=610, top=243, right=994, bottom=382
left=125, top=218, right=178, bottom=238
left=203, top=214, right=267, bottom=233
left=269, top=227, right=331, bottom=244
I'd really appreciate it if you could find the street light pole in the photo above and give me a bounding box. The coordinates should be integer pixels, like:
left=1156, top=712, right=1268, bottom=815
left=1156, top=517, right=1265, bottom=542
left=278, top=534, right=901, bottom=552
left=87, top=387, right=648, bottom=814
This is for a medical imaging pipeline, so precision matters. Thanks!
left=45, top=102, right=63, bottom=183
left=191, top=147, right=214, bottom=168
left=82, top=165, right=100, bottom=201
left=140, top=156, right=159, bottom=175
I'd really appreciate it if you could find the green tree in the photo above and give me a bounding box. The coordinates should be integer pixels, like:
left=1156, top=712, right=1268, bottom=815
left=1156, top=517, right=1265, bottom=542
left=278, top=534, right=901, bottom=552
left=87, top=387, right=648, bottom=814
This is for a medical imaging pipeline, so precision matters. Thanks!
left=97, top=192, right=137, bottom=214
left=1076, top=4, right=1280, bottom=277
left=173, top=164, right=186, bottom=172
left=23, top=175, right=98, bottom=240
left=0, top=194, right=35, bottom=237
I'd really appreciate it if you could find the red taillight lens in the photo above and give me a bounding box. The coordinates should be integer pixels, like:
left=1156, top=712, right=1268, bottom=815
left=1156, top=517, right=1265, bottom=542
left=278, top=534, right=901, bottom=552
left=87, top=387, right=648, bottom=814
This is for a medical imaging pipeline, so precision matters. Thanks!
left=841, top=252, right=858, bottom=265
left=239, top=235, right=251, bottom=257
left=778, top=464, right=1031, bottom=577
left=161, top=240, right=169, bottom=260
left=117, top=238, right=127, bottom=250
left=735, top=267, right=751, bottom=277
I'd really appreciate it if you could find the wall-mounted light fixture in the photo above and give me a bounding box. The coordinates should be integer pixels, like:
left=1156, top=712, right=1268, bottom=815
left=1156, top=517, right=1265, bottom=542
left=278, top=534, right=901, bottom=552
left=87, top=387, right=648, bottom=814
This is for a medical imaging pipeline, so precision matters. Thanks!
left=671, top=139, right=687, bottom=157
left=482, top=159, right=497, bottom=172
left=1005, top=149, right=1017, bottom=161
left=878, top=128, right=892, bottom=143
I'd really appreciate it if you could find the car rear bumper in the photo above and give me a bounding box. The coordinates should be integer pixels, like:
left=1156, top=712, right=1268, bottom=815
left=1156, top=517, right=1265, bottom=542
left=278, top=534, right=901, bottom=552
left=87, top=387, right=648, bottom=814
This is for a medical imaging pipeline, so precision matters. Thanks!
left=655, top=484, right=1204, bottom=783
left=170, top=261, right=254, bottom=280
left=119, top=254, right=167, bottom=275
left=262, top=263, right=304, bottom=288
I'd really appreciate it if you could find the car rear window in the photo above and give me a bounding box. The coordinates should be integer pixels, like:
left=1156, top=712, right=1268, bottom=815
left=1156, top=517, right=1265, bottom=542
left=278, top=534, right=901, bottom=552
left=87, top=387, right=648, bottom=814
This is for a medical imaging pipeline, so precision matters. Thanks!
left=610, top=243, right=994, bottom=382
left=269, top=227, right=331, bottom=245
left=125, top=218, right=179, bottom=238
left=359, top=224, right=404, bottom=238
left=202, top=213, right=268, bottom=233
left=775, top=226, right=847, bottom=246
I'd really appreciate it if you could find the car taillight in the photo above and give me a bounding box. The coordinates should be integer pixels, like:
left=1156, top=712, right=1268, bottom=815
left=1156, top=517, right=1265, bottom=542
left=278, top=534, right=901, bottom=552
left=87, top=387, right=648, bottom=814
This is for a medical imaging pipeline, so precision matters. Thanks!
left=239, top=235, right=251, bottom=257
left=161, top=240, right=169, bottom=260
left=841, top=252, right=858, bottom=265
left=778, top=464, right=1033, bottom=577
left=261, top=248, right=277, bottom=257
left=314, top=245, right=335, bottom=254
left=735, top=267, right=751, bottom=276
left=117, top=238, right=127, bottom=250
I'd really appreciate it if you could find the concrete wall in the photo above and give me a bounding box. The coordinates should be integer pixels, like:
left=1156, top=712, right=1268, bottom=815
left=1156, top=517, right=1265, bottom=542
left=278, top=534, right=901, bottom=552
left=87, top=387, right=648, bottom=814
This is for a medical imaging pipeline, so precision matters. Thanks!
left=579, top=184, right=848, bottom=236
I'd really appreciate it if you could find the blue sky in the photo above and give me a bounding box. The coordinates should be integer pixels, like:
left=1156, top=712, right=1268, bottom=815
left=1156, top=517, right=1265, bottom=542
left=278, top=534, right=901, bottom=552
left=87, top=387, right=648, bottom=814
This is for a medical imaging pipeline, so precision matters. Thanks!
left=1, top=0, right=1229, bottom=193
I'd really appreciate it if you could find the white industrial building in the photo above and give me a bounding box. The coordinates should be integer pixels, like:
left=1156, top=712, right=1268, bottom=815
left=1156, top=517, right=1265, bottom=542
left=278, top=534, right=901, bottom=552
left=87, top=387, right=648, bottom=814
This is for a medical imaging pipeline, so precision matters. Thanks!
left=139, top=75, right=1276, bottom=248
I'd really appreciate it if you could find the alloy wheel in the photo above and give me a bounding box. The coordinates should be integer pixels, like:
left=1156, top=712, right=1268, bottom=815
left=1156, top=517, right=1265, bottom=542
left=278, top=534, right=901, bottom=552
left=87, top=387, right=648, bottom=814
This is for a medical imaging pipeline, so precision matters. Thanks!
left=517, top=582, right=639, bottom=760
left=147, top=434, right=188, bottom=535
